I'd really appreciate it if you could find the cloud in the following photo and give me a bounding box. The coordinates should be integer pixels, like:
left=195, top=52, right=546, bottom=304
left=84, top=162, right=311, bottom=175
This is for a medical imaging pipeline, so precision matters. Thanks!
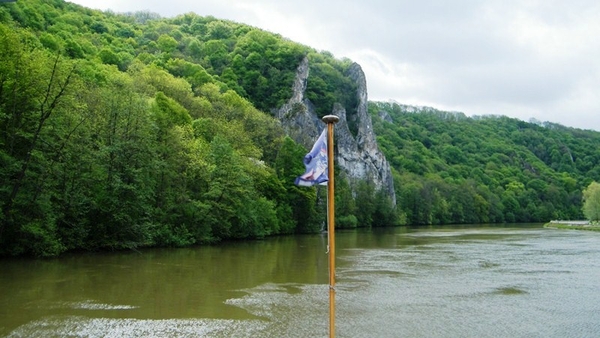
left=68, top=0, right=600, bottom=130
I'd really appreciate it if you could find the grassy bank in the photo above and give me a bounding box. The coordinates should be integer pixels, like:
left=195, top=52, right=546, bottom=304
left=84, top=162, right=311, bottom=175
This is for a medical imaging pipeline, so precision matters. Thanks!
left=544, top=223, right=600, bottom=231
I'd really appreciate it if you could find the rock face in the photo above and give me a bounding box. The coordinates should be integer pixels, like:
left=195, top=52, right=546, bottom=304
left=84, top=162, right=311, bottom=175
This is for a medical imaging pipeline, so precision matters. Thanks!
left=276, top=57, right=396, bottom=204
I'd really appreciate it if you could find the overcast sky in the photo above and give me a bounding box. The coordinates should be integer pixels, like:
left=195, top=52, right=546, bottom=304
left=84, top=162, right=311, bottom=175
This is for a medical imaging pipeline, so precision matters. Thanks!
left=69, top=0, right=600, bottom=131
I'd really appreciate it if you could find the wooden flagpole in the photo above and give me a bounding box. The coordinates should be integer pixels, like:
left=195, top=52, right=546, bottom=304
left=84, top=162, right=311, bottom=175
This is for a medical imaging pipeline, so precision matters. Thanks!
left=322, top=114, right=339, bottom=338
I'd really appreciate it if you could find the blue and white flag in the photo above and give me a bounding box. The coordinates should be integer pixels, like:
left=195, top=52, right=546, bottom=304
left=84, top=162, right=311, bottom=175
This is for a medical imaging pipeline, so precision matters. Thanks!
left=295, top=129, right=328, bottom=186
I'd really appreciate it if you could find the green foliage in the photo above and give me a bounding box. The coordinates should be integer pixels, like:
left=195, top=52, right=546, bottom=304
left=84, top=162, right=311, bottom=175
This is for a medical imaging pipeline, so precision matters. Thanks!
left=98, top=47, right=120, bottom=66
left=337, top=215, right=358, bottom=228
left=371, top=102, right=600, bottom=225
left=6, top=0, right=597, bottom=259
left=0, top=5, right=333, bottom=256
left=274, top=137, right=321, bottom=233
left=0, top=22, right=82, bottom=256
left=157, top=34, right=178, bottom=53
left=152, top=91, right=192, bottom=129
left=64, top=38, right=84, bottom=58
left=39, top=32, right=61, bottom=51
left=305, top=52, right=358, bottom=123
left=582, top=182, right=600, bottom=222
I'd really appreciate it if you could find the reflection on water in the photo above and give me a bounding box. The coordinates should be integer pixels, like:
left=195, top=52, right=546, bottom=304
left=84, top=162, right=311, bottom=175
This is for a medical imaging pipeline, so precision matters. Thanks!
left=2, top=225, right=600, bottom=337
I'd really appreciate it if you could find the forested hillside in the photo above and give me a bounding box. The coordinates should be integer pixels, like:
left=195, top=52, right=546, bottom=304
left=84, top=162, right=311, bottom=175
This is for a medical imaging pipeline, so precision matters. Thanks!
left=2, top=0, right=598, bottom=258
left=370, top=102, right=600, bottom=225
left=0, top=0, right=393, bottom=257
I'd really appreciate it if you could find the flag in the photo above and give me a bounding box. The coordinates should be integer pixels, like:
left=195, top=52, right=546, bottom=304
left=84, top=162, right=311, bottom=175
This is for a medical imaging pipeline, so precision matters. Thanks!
left=295, top=129, right=328, bottom=186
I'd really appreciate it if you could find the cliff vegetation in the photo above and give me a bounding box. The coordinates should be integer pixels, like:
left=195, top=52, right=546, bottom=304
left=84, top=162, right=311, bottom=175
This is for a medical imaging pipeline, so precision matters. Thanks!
left=2, top=0, right=599, bottom=257
left=0, top=0, right=395, bottom=257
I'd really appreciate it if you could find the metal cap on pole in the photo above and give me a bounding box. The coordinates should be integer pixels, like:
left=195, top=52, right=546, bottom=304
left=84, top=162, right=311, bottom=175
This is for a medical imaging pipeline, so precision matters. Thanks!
left=322, top=115, right=340, bottom=125
left=322, top=114, right=339, bottom=338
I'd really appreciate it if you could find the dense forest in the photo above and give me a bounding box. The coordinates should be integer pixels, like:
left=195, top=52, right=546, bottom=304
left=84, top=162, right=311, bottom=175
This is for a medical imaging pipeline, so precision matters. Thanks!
left=370, top=102, right=600, bottom=225
left=1, top=0, right=599, bottom=258
left=0, top=0, right=393, bottom=257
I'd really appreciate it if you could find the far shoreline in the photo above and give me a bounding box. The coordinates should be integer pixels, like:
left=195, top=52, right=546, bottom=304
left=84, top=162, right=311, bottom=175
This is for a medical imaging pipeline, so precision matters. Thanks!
left=544, top=220, right=600, bottom=232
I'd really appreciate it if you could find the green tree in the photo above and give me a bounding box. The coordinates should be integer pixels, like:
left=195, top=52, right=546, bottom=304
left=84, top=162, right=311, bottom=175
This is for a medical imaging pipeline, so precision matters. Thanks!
left=582, top=181, right=600, bottom=223
left=82, top=71, right=156, bottom=251
left=157, top=34, right=178, bottom=53
left=201, top=135, right=258, bottom=240
left=335, top=171, right=357, bottom=228
left=0, top=25, right=79, bottom=256
left=355, top=180, right=376, bottom=226
left=98, top=48, right=120, bottom=66
left=274, top=136, right=321, bottom=233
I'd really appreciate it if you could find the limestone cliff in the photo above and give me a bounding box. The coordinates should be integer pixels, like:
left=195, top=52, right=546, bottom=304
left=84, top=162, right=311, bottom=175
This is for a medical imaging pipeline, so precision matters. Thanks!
left=276, top=57, right=396, bottom=204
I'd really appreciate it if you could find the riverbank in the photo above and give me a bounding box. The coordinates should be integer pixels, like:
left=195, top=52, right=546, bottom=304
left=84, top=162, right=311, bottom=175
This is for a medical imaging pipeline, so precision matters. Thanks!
left=544, top=220, right=600, bottom=231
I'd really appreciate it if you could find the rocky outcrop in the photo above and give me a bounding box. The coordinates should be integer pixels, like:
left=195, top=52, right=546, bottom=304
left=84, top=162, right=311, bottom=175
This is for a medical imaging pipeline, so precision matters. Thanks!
left=276, top=57, right=396, bottom=204
left=378, top=110, right=393, bottom=123
left=275, top=57, right=321, bottom=147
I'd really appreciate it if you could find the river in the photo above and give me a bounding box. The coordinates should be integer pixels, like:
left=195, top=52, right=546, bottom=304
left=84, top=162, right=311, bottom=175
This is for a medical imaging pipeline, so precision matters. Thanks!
left=1, top=224, right=599, bottom=337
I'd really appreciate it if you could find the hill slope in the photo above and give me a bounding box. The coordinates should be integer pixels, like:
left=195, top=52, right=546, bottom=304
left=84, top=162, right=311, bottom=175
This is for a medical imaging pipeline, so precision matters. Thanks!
left=0, top=0, right=396, bottom=257
left=1, top=0, right=599, bottom=257
left=370, top=102, right=600, bottom=225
